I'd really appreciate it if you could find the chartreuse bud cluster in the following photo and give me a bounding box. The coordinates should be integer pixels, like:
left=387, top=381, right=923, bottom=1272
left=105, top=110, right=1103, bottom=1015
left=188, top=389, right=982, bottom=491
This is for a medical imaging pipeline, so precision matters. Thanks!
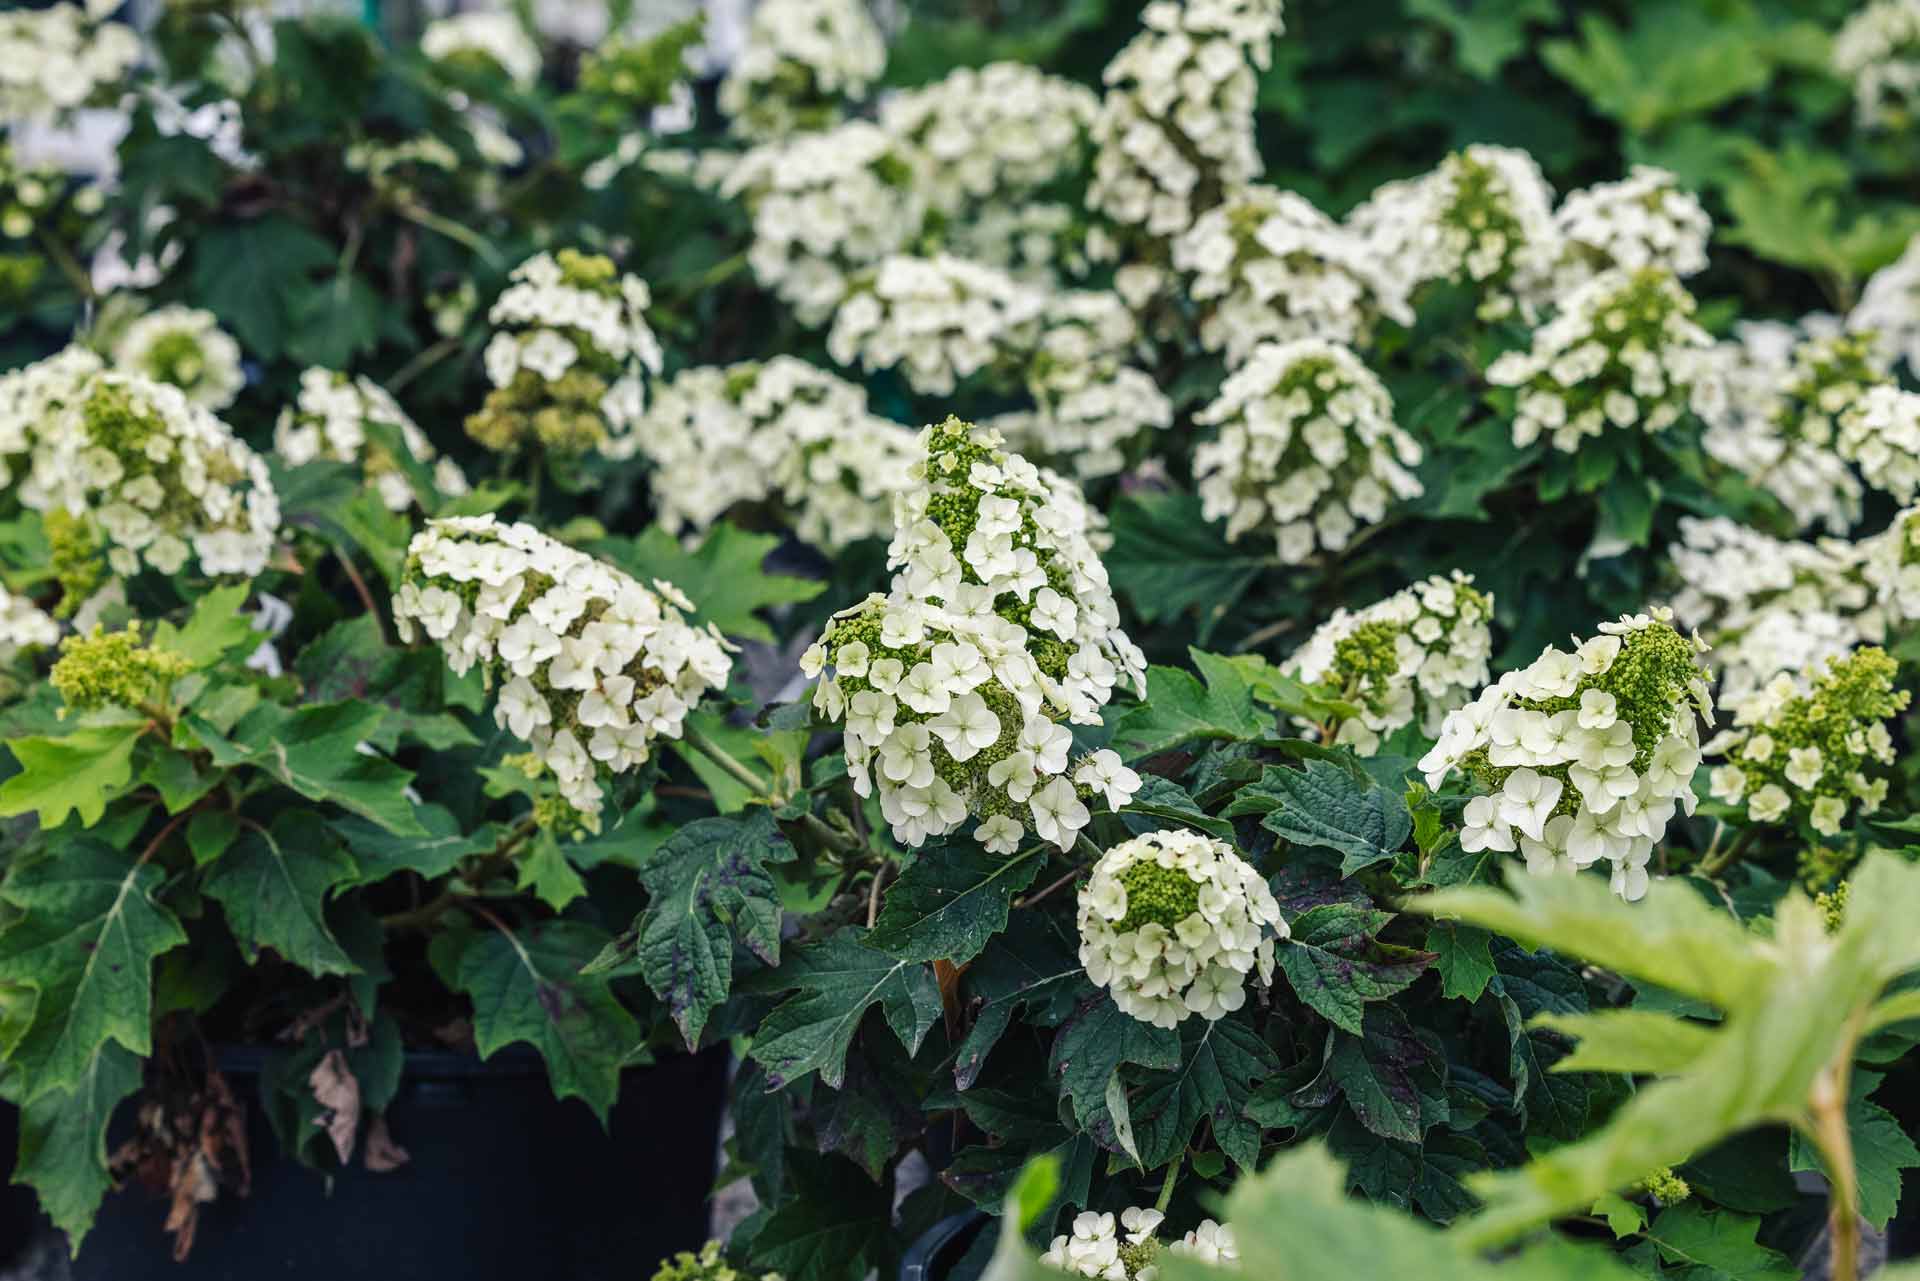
left=1284, top=572, right=1494, bottom=755
left=394, top=516, right=733, bottom=822
left=1488, top=267, right=1714, bottom=453
left=275, top=368, right=470, bottom=513
left=110, top=306, right=244, bottom=412
left=1076, top=830, right=1286, bottom=1029
left=1174, top=184, right=1409, bottom=368
left=469, top=250, right=662, bottom=458
left=1833, top=0, right=1920, bottom=130
left=1041, top=1205, right=1238, bottom=1277
left=1706, top=647, right=1908, bottom=837
left=1421, top=609, right=1715, bottom=901
left=718, top=0, right=885, bottom=140
left=1347, top=144, right=1559, bottom=322
left=634, top=356, right=915, bottom=551
left=9, top=350, right=279, bottom=583
left=49, top=624, right=191, bottom=713
left=801, top=418, right=1147, bottom=850
left=1194, top=337, right=1425, bottom=564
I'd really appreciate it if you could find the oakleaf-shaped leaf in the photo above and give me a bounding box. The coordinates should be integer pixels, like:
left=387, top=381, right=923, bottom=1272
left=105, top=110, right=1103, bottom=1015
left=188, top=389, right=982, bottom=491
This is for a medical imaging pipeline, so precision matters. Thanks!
left=0, top=721, right=145, bottom=830
left=190, top=700, right=426, bottom=835
left=745, top=930, right=941, bottom=1089
left=203, top=811, right=359, bottom=977
left=1130, top=1017, right=1277, bottom=1171
left=1275, top=903, right=1431, bottom=1036
left=596, top=523, right=825, bottom=644
left=14, top=1042, right=142, bottom=1250
left=867, top=843, right=1042, bottom=965
left=955, top=914, right=1088, bottom=1089
left=1048, top=994, right=1181, bottom=1126
left=1230, top=760, right=1411, bottom=875
left=1110, top=650, right=1272, bottom=759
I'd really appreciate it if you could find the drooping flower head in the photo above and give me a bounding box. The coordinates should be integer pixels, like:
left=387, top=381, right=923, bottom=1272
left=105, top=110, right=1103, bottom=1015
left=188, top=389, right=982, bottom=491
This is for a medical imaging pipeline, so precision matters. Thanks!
left=420, top=12, right=542, bottom=88
left=1548, top=166, right=1712, bottom=296
left=718, top=0, right=886, bottom=140
left=467, top=249, right=662, bottom=457
left=1487, top=267, right=1714, bottom=453
left=800, top=418, right=1147, bottom=850
left=394, top=516, right=733, bottom=822
left=1420, top=608, right=1715, bottom=901
left=1173, top=184, right=1411, bottom=367
left=1833, top=0, right=1920, bottom=130
left=1194, top=337, right=1424, bottom=563
left=634, top=356, right=915, bottom=551
left=13, top=355, right=280, bottom=584
left=275, top=368, right=470, bottom=513
left=1284, top=572, right=1494, bottom=755
left=1076, top=830, right=1286, bottom=1029
left=109, top=306, right=245, bottom=412
left=1705, top=647, right=1908, bottom=837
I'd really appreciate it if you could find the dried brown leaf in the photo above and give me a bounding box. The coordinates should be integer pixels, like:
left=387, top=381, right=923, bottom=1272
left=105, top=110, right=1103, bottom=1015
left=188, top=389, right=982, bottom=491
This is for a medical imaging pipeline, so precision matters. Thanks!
left=363, top=1113, right=411, bottom=1173
left=308, top=1049, right=362, bottom=1164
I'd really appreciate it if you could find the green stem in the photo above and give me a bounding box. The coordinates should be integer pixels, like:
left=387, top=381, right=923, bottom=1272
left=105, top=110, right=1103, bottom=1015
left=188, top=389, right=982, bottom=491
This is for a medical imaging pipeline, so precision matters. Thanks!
left=37, top=229, right=94, bottom=302
left=683, top=724, right=774, bottom=798
left=388, top=335, right=462, bottom=393
left=1154, top=1149, right=1184, bottom=1213
left=1699, top=825, right=1761, bottom=878
left=398, top=203, right=503, bottom=269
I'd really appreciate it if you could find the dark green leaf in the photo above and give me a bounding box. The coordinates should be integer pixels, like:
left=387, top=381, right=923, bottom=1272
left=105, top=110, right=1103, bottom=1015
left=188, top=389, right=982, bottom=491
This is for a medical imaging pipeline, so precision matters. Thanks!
left=745, top=930, right=941, bottom=1089
left=203, top=811, right=359, bottom=976
left=1275, top=904, right=1431, bottom=1036
left=868, top=844, right=1043, bottom=965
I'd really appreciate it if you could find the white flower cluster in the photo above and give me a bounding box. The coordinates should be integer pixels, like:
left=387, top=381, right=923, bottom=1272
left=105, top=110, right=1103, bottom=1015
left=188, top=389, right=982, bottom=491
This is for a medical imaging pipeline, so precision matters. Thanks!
left=109, top=306, right=245, bottom=412
left=469, top=249, right=662, bottom=456
left=1853, top=234, right=1920, bottom=376
left=1861, top=503, right=1920, bottom=624
left=1667, top=516, right=1877, bottom=702
left=1077, top=829, right=1286, bottom=1029
left=1347, top=145, right=1560, bottom=321
left=0, top=588, right=59, bottom=663
left=0, top=0, right=140, bottom=123
left=1194, top=337, right=1424, bottom=563
left=718, top=0, right=886, bottom=140
left=1283, top=572, right=1494, bottom=755
left=1174, top=185, right=1410, bottom=367
left=1420, top=609, right=1715, bottom=901
left=721, top=121, right=923, bottom=324
left=1487, top=267, right=1713, bottom=452
left=1698, top=319, right=1865, bottom=535
left=941, top=200, right=1088, bottom=286
left=1088, top=0, right=1286, bottom=239
left=420, top=13, right=542, bottom=89
left=801, top=418, right=1147, bottom=850
left=275, top=367, right=470, bottom=513
left=1838, top=382, right=1920, bottom=505
left=1040, top=1205, right=1238, bottom=1279
left=393, top=516, right=732, bottom=820
left=1548, top=166, right=1712, bottom=296
left=634, top=356, right=915, bottom=551
left=828, top=254, right=1043, bottom=396
left=1013, top=291, right=1172, bottom=478
left=8, top=352, right=279, bottom=580
left=1705, top=647, right=1907, bottom=836
left=882, top=63, right=1100, bottom=217
left=1833, top=0, right=1920, bottom=130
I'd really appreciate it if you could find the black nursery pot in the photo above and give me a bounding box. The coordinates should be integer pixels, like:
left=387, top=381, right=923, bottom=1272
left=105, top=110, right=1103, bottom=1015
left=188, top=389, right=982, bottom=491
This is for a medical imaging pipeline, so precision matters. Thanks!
left=902, top=1210, right=991, bottom=1281
left=62, top=1045, right=728, bottom=1281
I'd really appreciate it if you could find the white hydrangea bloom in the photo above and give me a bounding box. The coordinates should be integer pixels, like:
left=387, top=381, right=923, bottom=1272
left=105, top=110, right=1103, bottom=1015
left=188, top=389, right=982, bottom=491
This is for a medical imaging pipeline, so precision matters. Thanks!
left=1168, top=1221, right=1238, bottom=1264
left=1283, top=572, right=1494, bottom=755
left=468, top=249, right=662, bottom=457
left=1547, top=166, right=1712, bottom=297
left=1173, top=185, right=1412, bottom=366
left=633, top=356, right=915, bottom=551
left=393, top=516, right=733, bottom=820
left=1088, top=0, right=1286, bottom=240
left=110, top=306, right=245, bottom=412
left=275, top=368, right=470, bottom=512
left=718, top=0, right=886, bottom=140
left=1487, top=267, right=1713, bottom=452
left=1419, top=608, right=1715, bottom=902
left=1703, top=648, right=1906, bottom=836
left=1838, top=382, right=1920, bottom=505
left=0, top=0, right=141, bottom=123
left=721, top=120, right=924, bottom=324
left=0, top=343, right=99, bottom=490
left=14, top=357, right=279, bottom=581
left=882, top=63, right=1100, bottom=217
left=1698, top=318, right=1865, bottom=536
left=1040, top=1205, right=1234, bottom=1279
left=420, top=13, right=542, bottom=88
left=1833, top=0, right=1920, bottom=130
left=1076, top=830, right=1286, bottom=1029
left=1861, top=503, right=1920, bottom=624
left=941, top=201, right=1094, bottom=287
left=1346, top=145, right=1561, bottom=321
left=1194, top=338, right=1424, bottom=564
left=1011, top=290, right=1172, bottom=478
left=1667, top=516, right=1878, bottom=701
left=827, top=254, right=1046, bottom=396
left=801, top=418, right=1147, bottom=850
left=0, top=587, right=60, bottom=662
left=1852, top=233, right=1920, bottom=375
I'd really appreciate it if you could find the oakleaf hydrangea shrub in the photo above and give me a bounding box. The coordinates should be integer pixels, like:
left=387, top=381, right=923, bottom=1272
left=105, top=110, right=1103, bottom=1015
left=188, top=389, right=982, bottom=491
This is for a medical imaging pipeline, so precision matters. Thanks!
left=1282, top=572, right=1494, bottom=755
left=1194, top=337, right=1424, bottom=562
left=468, top=249, right=662, bottom=457
left=1075, top=829, right=1286, bottom=1028
left=1706, top=647, right=1909, bottom=835
left=801, top=417, right=1146, bottom=849
left=275, top=368, right=470, bottom=512
left=394, top=515, right=732, bottom=823
left=1040, top=1205, right=1238, bottom=1277
left=1419, top=609, right=1715, bottom=900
